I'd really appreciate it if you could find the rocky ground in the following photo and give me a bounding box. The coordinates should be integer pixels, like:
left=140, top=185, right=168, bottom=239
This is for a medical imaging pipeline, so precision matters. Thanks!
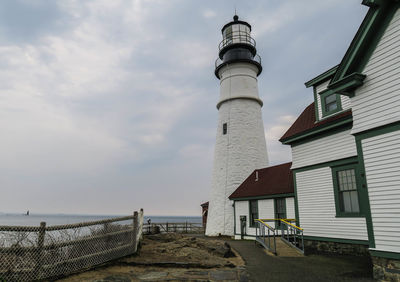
left=58, top=234, right=248, bottom=282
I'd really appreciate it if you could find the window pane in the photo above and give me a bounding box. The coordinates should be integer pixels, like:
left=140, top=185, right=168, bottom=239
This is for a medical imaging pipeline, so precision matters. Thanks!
left=325, top=94, right=336, bottom=104
left=350, top=191, right=360, bottom=213
left=337, top=168, right=360, bottom=213
left=324, top=94, right=338, bottom=112
left=276, top=199, right=285, bottom=214
left=342, top=191, right=352, bottom=212
left=250, top=200, right=258, bottom=225
left=327, top=102, right=338, bottom=112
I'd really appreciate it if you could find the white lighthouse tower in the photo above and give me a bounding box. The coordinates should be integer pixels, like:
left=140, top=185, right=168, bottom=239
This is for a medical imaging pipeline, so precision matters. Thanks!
left=206, top=15, right=269, bottom=236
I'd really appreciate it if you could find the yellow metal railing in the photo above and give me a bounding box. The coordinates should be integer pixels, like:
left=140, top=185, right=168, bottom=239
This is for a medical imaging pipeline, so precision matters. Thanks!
left=258, top=219, right=302, bottom=229
left=280, top=219, right=303, bottom=231
left=255, top=219, right=275, bottom=230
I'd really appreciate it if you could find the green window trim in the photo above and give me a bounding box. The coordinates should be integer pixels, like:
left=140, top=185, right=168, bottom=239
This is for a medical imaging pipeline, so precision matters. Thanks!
left=249, top=200, right=258, bottom=228
left=320, top=90, right=342, bottom=117
left=331, top=163, right=364, bottom=218
left=304, top=65, right=338, bottom=88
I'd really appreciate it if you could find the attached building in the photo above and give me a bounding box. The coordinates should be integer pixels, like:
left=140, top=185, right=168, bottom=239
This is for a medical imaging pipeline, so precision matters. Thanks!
left=229, top=162, right=295, bottom=240
left=280, top=1, right=400, bottom=279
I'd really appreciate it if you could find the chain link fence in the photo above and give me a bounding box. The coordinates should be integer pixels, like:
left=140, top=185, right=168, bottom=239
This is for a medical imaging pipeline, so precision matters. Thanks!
left=0, top=209, right=143, bottom=281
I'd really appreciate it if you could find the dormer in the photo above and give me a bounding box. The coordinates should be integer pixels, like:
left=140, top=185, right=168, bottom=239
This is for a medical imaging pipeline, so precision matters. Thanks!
left=304, top=66, right=365, bottom=122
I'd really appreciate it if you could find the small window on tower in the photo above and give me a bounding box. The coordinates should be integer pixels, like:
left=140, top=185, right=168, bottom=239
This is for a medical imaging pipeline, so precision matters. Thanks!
left=223, top=123, right=227, bottom=135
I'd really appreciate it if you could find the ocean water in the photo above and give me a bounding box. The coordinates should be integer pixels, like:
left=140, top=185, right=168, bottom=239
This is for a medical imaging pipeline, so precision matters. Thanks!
left=0, top=213, right=201, bottom=227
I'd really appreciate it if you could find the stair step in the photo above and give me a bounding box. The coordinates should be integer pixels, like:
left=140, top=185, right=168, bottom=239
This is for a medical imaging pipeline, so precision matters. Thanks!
left=262, top=239, right=304, bottom=257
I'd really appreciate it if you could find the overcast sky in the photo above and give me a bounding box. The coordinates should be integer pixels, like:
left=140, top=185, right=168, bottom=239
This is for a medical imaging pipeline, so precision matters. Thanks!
left=0, top=0, right=367, bottom=216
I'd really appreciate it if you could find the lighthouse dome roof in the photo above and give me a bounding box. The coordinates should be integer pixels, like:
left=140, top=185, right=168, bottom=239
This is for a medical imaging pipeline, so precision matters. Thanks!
left=221, top=15, right=252, bottom=34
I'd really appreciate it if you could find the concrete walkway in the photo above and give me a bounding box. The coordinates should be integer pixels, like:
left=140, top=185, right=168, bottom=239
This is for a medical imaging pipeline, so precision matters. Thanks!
left=228, top=240, right=374, bottom=282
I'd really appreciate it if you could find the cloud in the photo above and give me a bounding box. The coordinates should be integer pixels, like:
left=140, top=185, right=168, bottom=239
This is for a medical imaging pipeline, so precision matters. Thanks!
left=265, top=115, right=296, bottom=165
left=0, top=0, right=367, bottom=216
left=203, top=9, right=217, bottom=19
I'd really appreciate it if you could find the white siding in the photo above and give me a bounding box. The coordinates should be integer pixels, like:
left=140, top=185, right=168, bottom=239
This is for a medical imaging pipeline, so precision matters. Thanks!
left=316, top=80, right=329, bottom=120
left=351, top=9, right=400, bottom=134
left=234, top=198, right=292, bottom=238
left=341, top=95, right=351, bottom=112
left=296, top=168, right=368, bottom=240
left=291, top=129, right=357, bottom=169
left=286, top=197, right=296, bottom=220
left=258, top=199, right=274, bottom=219
left=235, top=201, right=248, bottom=235
left=234, top=200, right=256, bottom=236
left=362, top=130, right=400, bottom=253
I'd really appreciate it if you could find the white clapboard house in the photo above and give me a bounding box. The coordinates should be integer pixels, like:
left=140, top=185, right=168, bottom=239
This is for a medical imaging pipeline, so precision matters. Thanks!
left=279, top=0, right=400, bottom=278
left=229, top=162, right=295, bottom=240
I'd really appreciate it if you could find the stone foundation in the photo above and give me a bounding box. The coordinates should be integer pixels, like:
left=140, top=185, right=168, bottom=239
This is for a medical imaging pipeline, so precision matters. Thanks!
left=304, top=240, right=369, bottom=256
left=372, top=256, right=400, bottom=281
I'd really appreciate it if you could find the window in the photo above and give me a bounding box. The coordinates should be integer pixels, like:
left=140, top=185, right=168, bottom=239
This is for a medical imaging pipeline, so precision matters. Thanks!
left=320, top=91, right=342, bottom=117
left=274, top=198, right=286, bottom=229
left=324, top=94, right=338, bottom=112
left=249, top=200, right=258, bottom=227
left=224, top=26, right=233, bottom=45
left=332, top=164, right=362, bottom=217
left=223, top=123, right=227, bottom=135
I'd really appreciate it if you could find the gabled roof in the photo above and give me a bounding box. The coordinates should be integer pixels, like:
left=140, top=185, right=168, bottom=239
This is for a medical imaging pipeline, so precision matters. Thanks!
left=304, top=65, right=338, bottom=88
left=332, top=0, right=398, bottom=83
left=304, top=1, right=398, bottom=92
left=229, top=162, right=294, bottom=200
left=279, top=102, right=352, bottom=144
left=281, top=1, right=399, bottom=145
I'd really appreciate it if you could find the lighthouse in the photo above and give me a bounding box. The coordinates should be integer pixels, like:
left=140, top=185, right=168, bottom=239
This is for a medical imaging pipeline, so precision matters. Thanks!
left=206, top=15, right=269, bottom=236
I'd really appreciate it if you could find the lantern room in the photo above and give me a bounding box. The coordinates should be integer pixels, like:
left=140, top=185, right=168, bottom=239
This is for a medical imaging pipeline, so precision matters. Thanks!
left=215, top=15, right=262, bottom=79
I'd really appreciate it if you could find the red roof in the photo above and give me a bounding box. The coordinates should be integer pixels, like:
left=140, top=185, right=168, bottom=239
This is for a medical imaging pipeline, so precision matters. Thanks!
left=279, top=102, right=352, bottom=142
left=200, top=201, right=209, bottom=207
left=229, top=162, right=293, bottom=199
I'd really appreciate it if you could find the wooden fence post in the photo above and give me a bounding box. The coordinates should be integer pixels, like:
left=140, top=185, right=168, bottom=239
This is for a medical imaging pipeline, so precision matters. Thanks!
left=139, top=209, right=144, bottom=240
left=185, top=222, right=188, bottom=233
left=132, top=211, right=138, bottom=253
left=34, top=221, right=46, bottom=280
left=166, top=222, right=168, bottom=233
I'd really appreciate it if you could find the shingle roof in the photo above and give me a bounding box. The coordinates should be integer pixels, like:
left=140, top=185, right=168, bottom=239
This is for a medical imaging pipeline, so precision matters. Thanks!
left=200, top=201, right=209, bottom=207
left=229, top=162, right=293, bottom=199
left=279, top=102, right=352, bottom=142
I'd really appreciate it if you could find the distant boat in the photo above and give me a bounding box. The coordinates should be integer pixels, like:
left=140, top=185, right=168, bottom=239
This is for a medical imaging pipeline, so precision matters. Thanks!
left=26, top=210, right=29, bottom=216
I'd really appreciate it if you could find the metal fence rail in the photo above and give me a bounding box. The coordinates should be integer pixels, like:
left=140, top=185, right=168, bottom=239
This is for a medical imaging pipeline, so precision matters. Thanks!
left=255, top=219, right=277, bottom=255
left=143, top=222, right=204, bottom=234
left=280, top=219, right=304, bottom=254
left=0, top=209, right=144, bottom=281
